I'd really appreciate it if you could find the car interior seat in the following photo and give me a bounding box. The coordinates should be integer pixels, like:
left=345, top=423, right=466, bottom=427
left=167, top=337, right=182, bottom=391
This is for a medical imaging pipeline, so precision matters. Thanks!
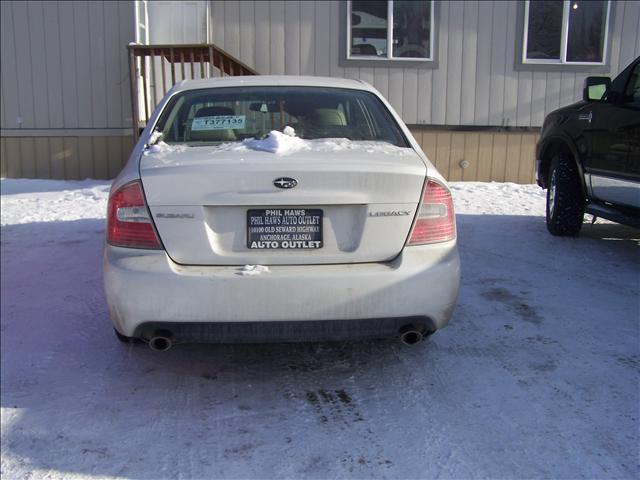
left=314, top=108, right=347, bottom=126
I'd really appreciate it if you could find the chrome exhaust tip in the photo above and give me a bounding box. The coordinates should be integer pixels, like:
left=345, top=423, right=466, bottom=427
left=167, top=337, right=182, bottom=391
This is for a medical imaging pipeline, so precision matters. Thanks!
left=148, top=332, right=173, bottom=352
left=399, top=324, right=427, bottom=345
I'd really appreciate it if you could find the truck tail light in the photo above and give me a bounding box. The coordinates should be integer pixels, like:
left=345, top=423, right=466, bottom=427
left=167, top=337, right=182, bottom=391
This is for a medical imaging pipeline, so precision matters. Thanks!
left=407, top=179, right=456, bottom=245
left=107, top=180, right=162, bottom=249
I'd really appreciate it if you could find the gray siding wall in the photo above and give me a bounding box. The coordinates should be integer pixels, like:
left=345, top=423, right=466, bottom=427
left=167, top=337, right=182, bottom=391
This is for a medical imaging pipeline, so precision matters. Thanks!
left=199, top=0, right=640, bottom=127
left=0, top=0, right=135, bottom=133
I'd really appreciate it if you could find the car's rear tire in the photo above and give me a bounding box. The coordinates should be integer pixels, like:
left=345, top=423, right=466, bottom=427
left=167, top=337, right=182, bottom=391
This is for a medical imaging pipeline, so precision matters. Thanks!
left=546, top=155, right=585, bottom=236
left=114, top=328, right=140, bottom=344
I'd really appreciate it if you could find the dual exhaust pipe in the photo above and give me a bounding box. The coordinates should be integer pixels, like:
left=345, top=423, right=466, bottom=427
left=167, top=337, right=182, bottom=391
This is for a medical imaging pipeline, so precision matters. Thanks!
left=148, top=331, right=173, bottom=352
left=398, top=324, right=431, bottom=345
left=146, top=325, right=429, bottom=350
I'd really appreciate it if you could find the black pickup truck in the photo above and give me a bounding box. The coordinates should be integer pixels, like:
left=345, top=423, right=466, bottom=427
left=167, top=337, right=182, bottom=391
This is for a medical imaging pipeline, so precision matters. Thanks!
left=536, top=57, right=640, bottom=235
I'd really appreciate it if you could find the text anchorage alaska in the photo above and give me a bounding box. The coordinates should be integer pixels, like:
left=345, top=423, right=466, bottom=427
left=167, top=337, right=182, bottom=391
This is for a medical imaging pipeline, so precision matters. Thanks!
left=247, top=208, right=323, bottom=249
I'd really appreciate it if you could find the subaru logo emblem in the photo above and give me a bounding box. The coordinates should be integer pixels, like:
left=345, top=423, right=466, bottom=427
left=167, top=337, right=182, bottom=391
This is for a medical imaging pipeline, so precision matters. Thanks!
left=273, top=177, right=298, bottom=189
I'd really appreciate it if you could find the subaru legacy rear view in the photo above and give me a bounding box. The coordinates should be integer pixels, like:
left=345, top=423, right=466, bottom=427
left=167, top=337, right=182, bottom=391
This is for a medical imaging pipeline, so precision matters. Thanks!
left=103, top=76, right=460, bottom=350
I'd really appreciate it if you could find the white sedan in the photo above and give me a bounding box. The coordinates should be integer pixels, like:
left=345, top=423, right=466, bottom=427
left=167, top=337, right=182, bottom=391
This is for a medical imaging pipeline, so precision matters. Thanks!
left=103, top=76, right=460, bottom=350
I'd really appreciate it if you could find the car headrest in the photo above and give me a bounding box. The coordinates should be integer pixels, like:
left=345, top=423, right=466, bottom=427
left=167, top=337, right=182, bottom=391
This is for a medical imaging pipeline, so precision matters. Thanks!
left=314, top=108, right=347, bottom=126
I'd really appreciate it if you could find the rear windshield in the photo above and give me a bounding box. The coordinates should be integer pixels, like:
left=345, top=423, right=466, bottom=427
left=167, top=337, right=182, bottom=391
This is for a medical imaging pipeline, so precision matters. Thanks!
left=154, top=86, right=408, bottom=147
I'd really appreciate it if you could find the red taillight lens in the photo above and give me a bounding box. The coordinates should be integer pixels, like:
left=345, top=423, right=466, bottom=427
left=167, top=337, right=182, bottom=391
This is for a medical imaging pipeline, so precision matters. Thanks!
left=407, top=179, right=456, bottom=245
left=107, top=181, right=162, bottom=249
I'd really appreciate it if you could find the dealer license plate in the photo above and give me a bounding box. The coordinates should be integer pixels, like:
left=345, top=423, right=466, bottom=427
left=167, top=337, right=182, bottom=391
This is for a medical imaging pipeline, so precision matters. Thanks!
left=247, top=208, right=323, bottom=249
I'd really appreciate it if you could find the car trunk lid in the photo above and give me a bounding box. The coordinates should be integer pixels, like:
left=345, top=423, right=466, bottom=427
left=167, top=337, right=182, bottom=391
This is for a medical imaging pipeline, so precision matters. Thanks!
left=140, top=142, right=426, bottom=265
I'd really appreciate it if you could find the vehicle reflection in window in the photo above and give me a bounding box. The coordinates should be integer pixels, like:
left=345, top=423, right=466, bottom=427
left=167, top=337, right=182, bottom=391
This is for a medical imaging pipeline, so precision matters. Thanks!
left=351, top=0, right=388, bottom=57
left=392, top=0, right=431, bottom=59
left=350, top=0, right=432, bottom=60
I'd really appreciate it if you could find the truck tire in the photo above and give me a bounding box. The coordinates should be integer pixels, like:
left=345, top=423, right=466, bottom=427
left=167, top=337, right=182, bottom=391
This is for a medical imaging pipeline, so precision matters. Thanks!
left=546, top=154, right=585, bottom=236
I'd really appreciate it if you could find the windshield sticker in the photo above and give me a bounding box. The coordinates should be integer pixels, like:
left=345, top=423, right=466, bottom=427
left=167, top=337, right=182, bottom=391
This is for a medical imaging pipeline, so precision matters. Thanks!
left=192, top=115, right=246, bottom=130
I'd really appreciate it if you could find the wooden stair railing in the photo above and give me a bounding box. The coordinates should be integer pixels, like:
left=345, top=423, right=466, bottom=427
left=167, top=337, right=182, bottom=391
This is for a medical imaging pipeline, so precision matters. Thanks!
left=128, top=44, right=258, bottom=138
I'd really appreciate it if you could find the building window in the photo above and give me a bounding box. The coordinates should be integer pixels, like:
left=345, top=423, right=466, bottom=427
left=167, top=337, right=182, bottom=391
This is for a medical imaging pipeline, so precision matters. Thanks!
left=347, top=1, right=434, bottom=61
left=523, top=0, right=610, bottom=65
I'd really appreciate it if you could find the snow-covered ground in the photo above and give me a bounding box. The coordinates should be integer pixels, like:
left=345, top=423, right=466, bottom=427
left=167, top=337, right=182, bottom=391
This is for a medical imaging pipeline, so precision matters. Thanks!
left=1, top=178, right=638, bottom=479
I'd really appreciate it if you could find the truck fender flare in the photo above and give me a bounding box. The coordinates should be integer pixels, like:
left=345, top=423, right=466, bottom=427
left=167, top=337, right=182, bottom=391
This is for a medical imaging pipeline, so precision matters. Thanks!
left=539, top=134, right=587, bottom=195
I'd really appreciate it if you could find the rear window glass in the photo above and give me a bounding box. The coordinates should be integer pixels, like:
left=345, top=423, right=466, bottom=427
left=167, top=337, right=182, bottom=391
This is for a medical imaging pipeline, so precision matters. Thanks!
left=154, top=86, right=408, bottom=147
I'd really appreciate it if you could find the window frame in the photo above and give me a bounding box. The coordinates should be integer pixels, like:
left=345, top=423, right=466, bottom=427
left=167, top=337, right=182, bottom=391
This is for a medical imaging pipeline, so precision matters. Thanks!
left=346, top=0, right=436, bottom=62
left=622, top=63, right=640, bottom=108
left=522, top=0, right=611, bottom=66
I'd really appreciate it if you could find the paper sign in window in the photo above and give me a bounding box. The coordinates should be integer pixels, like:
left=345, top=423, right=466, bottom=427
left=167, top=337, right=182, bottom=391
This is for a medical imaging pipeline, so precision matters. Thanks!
left=192, top=115, right=246, bottom=131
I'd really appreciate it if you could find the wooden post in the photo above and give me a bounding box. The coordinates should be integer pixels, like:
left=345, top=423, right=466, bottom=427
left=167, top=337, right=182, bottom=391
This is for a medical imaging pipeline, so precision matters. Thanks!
left=208, top=46, right=214, bottom=77
left=128, top=47, right=140, bottom=140
left=160, top=48, right=167, bottom=95
left=141, top=52, right=149, bottom=124
left=170, top=47, right=176, bottom=85
left=150, top=48, right=157, bottom=107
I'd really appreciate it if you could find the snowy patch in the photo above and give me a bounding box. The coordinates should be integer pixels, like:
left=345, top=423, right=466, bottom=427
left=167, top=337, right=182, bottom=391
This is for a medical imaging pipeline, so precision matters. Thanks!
left=141, top=127, right=413, bottom=158
left=211, top=132, right=413, bottom=157
left=143, top=141, right=187, bottom=157
left=148, top=130, right=164, bottom=145
left=242, top=130, right=311, bottom=154
left=449, top=181, right=548, bottom=216
left=238, top=264, right=271, bottom=276
left=0, top=179, right=110, bottom=225
left=303, top=138, right=412, bottom=155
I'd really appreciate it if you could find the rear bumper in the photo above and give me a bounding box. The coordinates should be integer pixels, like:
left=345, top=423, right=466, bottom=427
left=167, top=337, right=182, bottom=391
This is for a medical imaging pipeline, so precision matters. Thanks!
left=104, top=242, right=460, bottom=341
left=131, top=317, right=438, bottom=343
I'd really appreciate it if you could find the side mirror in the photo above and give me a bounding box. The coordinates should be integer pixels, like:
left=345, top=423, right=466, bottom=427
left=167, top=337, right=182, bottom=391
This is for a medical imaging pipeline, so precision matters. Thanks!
left=583, top=76, right=611, bottom=102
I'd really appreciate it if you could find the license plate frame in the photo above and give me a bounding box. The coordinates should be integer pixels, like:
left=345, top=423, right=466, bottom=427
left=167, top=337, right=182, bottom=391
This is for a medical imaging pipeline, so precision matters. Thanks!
left=247, top=208, right=323, bottom=250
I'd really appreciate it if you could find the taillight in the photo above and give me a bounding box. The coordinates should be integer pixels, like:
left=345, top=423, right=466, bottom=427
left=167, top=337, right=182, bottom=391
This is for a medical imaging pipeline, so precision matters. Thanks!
left=107, top=180, right=162, bottom=249
left=407, top=179, right=456, bottom=245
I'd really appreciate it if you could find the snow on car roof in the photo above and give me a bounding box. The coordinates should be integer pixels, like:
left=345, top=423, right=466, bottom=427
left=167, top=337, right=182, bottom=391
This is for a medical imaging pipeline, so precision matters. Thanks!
left=173, top=75, right=374, bottom=93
